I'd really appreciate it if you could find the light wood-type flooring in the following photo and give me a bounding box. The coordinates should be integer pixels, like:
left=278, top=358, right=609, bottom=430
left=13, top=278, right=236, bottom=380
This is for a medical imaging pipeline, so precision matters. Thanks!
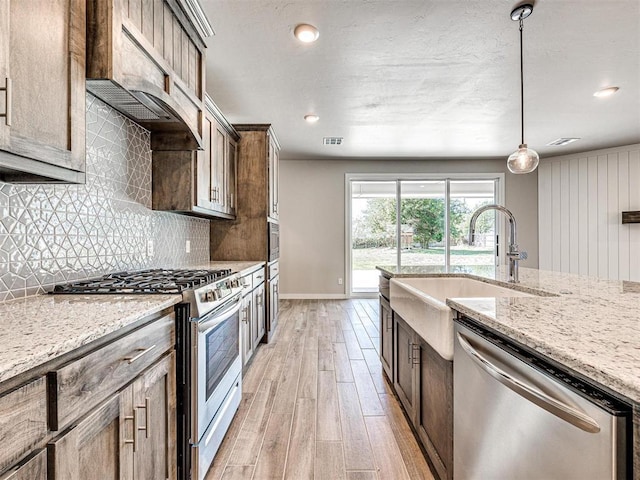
left=205, top=299, right=435, bottom=480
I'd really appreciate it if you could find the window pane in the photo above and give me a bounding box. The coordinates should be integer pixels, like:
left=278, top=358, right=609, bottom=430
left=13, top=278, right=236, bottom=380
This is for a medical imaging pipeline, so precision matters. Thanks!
left=449, top=180, right=496, bottom=266
left=351, top=181, right=397, bottom=293
left=400, top=180, right=446, bottom=267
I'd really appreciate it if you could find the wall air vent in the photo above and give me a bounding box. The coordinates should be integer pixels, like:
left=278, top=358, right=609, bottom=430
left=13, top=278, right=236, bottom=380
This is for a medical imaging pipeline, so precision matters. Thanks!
left=323, top=137, right=344, bottom=145
left=547, top=137, right=580, bottom=146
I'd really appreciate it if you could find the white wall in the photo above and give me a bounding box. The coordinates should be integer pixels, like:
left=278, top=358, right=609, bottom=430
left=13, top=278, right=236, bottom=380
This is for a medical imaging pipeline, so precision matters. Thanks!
left=538, top=144, right=640, bottom=281
left=279, top=158, right=539, bottom=297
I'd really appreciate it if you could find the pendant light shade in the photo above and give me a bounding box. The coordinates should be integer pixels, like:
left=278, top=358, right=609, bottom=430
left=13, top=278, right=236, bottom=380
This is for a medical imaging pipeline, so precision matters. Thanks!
left=507, top=4, right=539, bottom=174
left=507, top=144, right=539, bottom=173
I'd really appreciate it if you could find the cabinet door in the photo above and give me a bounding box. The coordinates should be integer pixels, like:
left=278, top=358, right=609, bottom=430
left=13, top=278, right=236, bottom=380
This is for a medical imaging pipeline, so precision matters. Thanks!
left=267, top=138, right=279, bottom=219
left=252, top=283, right=265, bottom=347
left=379, top=296, right=393, bottom=381
left=0, top=450, right=46, bottom=480
left=48, top=392, right=128, bottom=480
left=416, top=338, right=453, bottom=480
left=0, top=0, right=85, bottom=181
left=226, top=138, right=237, bottom=216
left=212, top=122, right=226, bottom=211
left=393, top=314, right=417, bottom=421
left=268, top=275, right=279, bottom=334
left=240, top=294, right=253, bottom=365
left=196, top=114, right=213, bottom=209
left=132, top=352, right=177, bottom=480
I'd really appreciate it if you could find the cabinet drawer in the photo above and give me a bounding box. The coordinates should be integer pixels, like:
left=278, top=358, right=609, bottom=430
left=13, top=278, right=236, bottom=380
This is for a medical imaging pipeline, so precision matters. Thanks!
left=0, top=449, right=46, bottom=480
left=253, top=268, right=266, bottom=286
left=268, top=262, right=279, bottom=280
left=48, top=314, right=174, bottom=431
left=241, top=272, right=253, bottom=292
left=0, top=379, right=47, bottom=473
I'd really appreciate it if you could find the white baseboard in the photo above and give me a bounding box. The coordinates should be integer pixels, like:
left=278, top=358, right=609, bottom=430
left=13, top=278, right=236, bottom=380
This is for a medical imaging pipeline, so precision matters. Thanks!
left=280, top=293, right=348, bottom=300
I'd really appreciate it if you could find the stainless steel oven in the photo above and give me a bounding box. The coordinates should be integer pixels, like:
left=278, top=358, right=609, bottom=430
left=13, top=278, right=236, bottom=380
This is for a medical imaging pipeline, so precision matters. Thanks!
left=52, top=268, right=244, bottom=480
left=190, top=293, right=242, bottom=480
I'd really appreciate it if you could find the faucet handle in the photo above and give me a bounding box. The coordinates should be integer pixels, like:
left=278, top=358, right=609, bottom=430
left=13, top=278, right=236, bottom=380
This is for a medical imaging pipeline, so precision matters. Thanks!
left=518, top=251, right=528, bottom=260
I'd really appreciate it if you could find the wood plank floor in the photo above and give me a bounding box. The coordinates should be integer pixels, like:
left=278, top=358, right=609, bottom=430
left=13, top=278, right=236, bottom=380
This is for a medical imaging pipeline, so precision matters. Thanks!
left=205, top=299, right=435, bottom=480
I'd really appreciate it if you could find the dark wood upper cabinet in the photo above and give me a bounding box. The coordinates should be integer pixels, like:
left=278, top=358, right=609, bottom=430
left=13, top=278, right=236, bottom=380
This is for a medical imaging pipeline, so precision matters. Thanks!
left=0, top=0, right=86, bottom=183
left=86, top=0, right=212, bottom=151
left=152, top=94, right=239, bottom=220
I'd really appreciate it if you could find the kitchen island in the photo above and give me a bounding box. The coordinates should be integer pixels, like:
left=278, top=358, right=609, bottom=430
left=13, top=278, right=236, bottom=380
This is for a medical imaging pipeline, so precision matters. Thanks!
left=377, top=265, right=640, bottom=479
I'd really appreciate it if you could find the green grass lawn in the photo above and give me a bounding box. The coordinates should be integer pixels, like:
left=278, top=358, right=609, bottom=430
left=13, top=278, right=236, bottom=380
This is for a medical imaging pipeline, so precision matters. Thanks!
left=352, top=246, right=494, bottom=269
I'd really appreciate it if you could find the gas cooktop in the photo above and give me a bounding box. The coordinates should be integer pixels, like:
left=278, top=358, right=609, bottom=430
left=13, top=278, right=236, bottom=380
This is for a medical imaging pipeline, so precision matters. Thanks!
left=52, top=268, right=233, bottom=294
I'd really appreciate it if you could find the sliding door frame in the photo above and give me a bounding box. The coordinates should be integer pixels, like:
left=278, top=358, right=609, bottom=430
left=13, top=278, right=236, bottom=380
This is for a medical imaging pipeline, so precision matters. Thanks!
left=345, top=173, right=505, bottom=298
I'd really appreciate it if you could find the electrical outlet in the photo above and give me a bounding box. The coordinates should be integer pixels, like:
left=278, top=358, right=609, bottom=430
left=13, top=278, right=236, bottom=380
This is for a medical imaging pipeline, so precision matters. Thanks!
left=338, top=277, right=343, bottom=285
left=185, top=240, right=191, bottom=253
left=147, top=240, right=154, bottom=257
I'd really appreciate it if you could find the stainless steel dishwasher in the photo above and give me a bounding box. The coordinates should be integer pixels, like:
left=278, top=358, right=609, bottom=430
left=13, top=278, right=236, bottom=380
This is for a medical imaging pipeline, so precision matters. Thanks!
left=453, top=318, right=631, bottom=480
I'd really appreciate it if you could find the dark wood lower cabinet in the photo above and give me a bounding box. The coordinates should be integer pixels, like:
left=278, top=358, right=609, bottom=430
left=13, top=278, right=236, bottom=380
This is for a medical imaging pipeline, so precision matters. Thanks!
left=389, top=311, right=453, bottom=480
left=47, top=353, right=176, bottom=480
left=393, top=314, right=418, bottom=421
left=416, top=338, right=453, bottom=480
left=379, top=296, right=393, bottom=381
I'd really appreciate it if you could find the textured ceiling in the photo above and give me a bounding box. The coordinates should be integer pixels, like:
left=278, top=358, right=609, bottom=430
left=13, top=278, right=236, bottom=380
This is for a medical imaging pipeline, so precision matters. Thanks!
left=202, top=1, right=640, bottom=160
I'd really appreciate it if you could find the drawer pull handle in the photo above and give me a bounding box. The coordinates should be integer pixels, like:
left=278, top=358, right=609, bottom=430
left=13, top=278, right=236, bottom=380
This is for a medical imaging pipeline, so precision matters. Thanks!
left=125, top=344, right=157, bottom=364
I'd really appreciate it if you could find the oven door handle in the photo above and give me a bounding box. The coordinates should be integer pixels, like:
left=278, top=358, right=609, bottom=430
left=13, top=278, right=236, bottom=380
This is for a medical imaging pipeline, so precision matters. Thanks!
left=197, top=294, right=242, bottom=333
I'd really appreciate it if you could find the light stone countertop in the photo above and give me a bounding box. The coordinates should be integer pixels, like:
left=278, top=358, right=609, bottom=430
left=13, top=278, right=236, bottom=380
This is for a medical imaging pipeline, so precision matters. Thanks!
left=0, top=293, right=182, bottom=384
left=0, top=262, right=265, bottom=385
left=377, top=265, right=640, bottom=404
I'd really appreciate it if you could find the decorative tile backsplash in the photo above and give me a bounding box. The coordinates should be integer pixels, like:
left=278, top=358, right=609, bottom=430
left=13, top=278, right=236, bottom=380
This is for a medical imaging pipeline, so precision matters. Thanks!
left=0, top=94, right=210, bottom=301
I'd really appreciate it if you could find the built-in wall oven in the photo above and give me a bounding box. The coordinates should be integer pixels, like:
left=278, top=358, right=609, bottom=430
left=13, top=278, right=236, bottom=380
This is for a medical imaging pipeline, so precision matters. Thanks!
left=268, top=221, right=279, bottom=262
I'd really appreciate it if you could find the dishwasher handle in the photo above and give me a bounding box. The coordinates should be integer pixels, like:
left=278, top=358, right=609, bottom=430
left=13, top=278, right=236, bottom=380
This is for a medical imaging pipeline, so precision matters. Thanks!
left=456, top=332, right=601, bottom=434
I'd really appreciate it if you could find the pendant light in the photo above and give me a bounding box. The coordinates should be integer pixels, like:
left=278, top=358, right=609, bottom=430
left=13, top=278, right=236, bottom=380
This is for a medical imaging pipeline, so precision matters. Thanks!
left=507, top=4, right=539, bottom=174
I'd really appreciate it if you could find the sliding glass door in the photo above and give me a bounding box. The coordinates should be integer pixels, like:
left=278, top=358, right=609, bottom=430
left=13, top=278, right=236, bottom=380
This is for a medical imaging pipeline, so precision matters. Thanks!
left=348, top=175, right=501, bottom=295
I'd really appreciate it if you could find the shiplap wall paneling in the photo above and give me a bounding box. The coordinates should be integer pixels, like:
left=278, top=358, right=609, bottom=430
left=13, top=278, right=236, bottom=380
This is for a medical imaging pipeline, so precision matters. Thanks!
left=630, top=150, right=640, bottom=281
left=538, top=145, right=640, bottom=281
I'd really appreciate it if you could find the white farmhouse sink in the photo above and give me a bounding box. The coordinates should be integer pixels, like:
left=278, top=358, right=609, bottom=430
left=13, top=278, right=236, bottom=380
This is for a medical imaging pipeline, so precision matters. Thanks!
left=390, top=277, right=534, bottom=361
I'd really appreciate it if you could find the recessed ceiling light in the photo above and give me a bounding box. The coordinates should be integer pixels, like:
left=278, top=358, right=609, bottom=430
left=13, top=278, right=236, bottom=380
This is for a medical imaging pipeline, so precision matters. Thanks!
left=304, top=114, right=319, bottom=123
left=294, top=24, right=319, bottom=43
left=547, top=138, right=580, bottom=146
left=593, top=86, right=619, bottom=97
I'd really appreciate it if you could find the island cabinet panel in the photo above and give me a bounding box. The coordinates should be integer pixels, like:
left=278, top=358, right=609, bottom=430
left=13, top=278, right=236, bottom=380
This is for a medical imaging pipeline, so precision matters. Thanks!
left=390, top=309, right=453, bottom=480
left=48, top=314, right=174, bottom=431
left=0, top=0, right=86, bottom=183
left=416, top=337, right=453, bottom=480
left=393, top=314, right=418, bottom=422
left=379, top=295, right=393, bottom=381
left=0, top=378, right=47, bottom=474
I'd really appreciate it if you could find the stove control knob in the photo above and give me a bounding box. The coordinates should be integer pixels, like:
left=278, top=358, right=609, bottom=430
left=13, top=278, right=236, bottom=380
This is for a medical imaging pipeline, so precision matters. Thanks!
left=203, top=290, right=214, bottom=302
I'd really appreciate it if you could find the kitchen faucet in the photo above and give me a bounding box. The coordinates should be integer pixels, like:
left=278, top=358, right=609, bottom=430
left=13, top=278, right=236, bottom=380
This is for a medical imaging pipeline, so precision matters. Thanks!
left=468, top=204, right=526, bottom=283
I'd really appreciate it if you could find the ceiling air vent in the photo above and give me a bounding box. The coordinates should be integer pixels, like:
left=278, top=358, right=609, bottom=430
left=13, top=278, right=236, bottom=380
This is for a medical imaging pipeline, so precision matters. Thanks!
left=547, top=137, right=580, bottom=146
left=323, top=137, right=344, bottom=145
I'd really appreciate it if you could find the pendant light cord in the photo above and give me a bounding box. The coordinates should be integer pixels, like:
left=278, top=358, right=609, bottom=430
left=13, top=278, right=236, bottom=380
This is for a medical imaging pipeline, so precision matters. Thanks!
left=519, top=17, right=524, bottom=146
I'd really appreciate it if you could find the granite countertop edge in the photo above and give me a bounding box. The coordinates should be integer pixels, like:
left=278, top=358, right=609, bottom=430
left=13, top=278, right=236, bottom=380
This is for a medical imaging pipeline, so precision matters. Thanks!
left=379, top=265, right=640, bottom=405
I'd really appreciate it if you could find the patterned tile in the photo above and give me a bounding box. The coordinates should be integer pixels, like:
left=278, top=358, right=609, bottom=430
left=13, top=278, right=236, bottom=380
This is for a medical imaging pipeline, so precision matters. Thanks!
left=0, top=94, right=210, bottom=299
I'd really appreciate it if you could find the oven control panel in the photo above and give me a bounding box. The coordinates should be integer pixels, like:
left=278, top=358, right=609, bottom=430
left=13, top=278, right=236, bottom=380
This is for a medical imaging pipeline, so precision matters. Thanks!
left=187, top=274, right=243, bottom=318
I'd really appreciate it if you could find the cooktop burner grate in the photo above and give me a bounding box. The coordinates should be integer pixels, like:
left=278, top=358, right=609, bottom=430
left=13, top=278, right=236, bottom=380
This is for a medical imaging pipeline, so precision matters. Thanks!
left=52, top=268, right=233, bottom=294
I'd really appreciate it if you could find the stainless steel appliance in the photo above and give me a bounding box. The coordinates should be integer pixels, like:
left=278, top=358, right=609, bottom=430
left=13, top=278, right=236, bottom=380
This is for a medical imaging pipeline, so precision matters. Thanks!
left=53, top=268, right=244, bottom=480
left=453, top=318, right=631, bottom=480
left=268, top=221, right=279, bottom=261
